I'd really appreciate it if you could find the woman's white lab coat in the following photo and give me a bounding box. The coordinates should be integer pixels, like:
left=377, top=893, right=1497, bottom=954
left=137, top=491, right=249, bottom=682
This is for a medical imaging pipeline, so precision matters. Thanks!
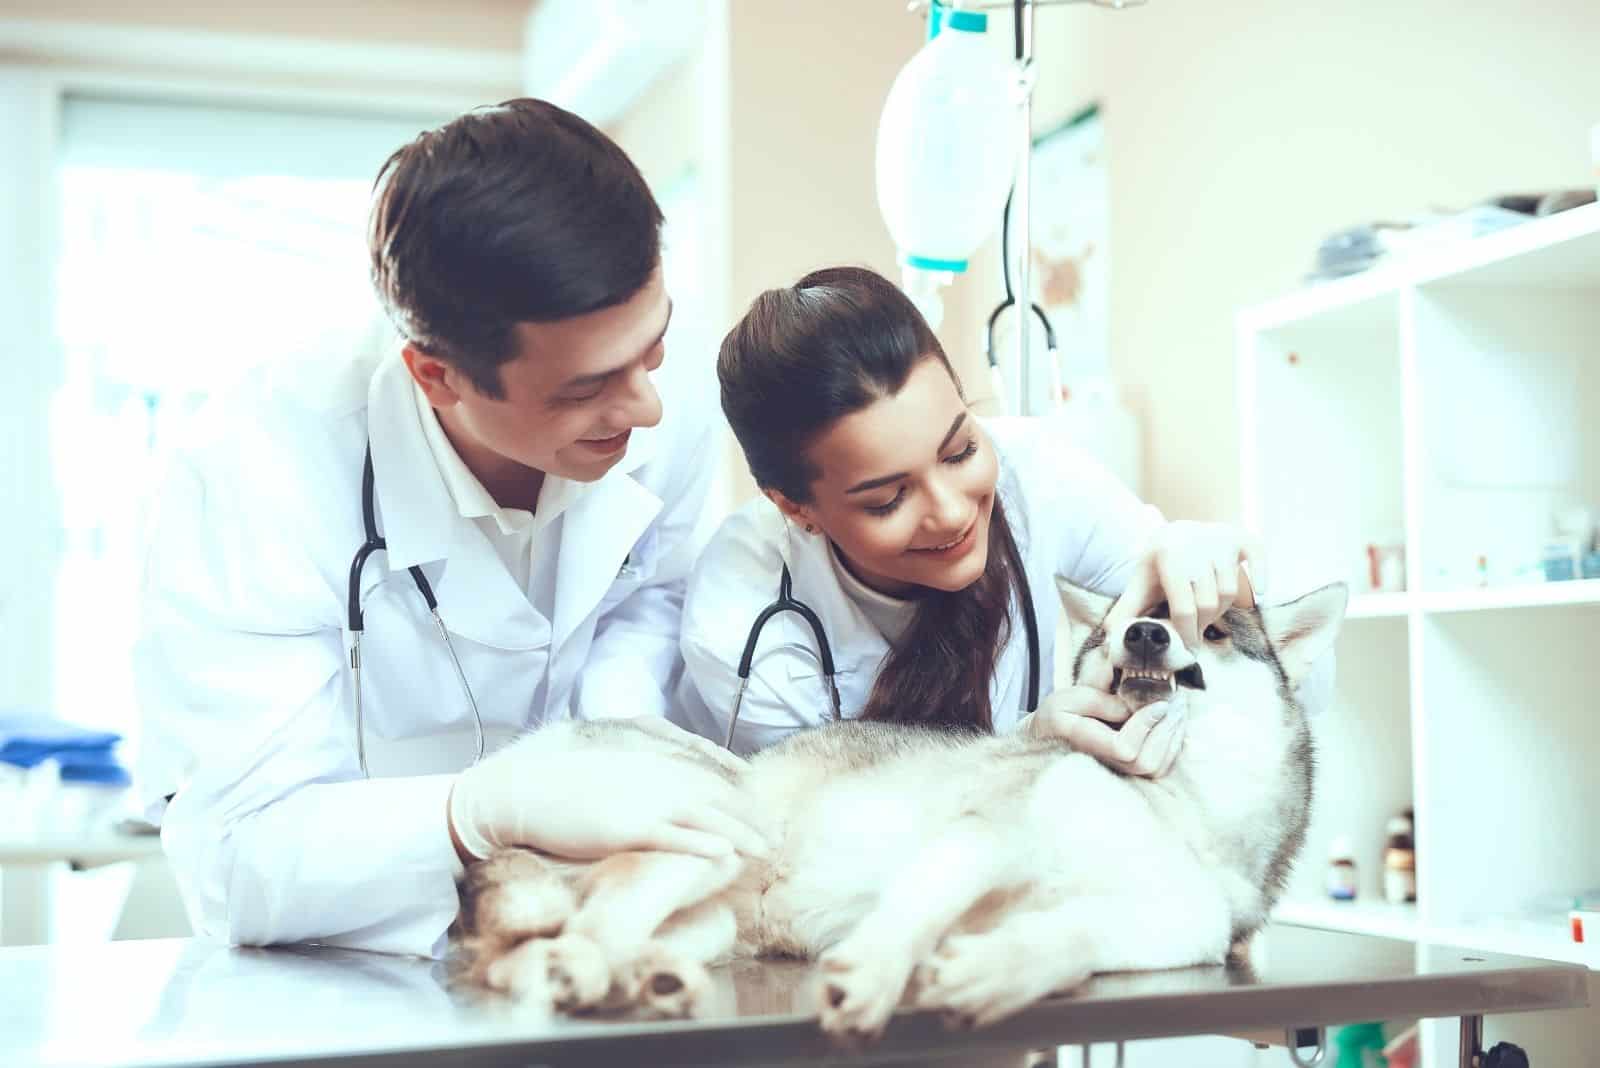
left=675, top=418, right=1166, bottom=754
left=134, top=343, right=718, bottom=959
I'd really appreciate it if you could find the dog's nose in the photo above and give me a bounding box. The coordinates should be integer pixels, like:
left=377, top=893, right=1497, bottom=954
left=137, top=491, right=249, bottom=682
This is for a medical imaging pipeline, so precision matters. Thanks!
left=1124, top=620, right=1170, bottom=656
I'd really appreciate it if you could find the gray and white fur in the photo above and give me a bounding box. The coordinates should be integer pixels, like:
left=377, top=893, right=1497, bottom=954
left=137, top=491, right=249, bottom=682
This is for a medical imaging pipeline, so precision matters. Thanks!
left=452, top=581, right=1346, bottom=1041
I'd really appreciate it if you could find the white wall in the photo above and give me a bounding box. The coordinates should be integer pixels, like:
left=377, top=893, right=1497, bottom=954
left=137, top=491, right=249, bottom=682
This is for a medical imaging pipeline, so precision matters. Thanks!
left=0, top=0, right=527, bottom=52
left=711, top=1, right=992, bottom=398
left=973, top=0, right=1600, bottom=522
left=619, top=0, right=996, bottom=507
left=0, top=0, right=522, bottom=106
left=23, top=0, right=1599, bottom=524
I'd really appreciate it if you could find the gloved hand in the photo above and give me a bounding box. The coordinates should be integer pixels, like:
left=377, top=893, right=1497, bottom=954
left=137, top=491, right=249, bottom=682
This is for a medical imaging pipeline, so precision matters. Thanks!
left=623, top=715, right=751, bottom=778
left=1023, top=685, right=1188, bottom=778
left=447, top=719, right=770, bottom=864
left=1104, top=520, right=1265, bottom=651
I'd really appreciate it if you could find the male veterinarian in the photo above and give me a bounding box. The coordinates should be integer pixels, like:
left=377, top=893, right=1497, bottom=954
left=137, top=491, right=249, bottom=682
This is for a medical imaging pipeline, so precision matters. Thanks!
left=133, top=100, right=766, bottom=959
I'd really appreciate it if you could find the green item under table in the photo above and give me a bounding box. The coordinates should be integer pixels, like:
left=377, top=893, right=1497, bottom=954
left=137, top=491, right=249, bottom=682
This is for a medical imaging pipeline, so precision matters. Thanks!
left=1336, top=1020, right=1389, bottom=1068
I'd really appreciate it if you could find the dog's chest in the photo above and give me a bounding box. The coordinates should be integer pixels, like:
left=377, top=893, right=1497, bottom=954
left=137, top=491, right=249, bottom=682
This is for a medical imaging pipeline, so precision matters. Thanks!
left=1171, top=710, right=1295, bottom=847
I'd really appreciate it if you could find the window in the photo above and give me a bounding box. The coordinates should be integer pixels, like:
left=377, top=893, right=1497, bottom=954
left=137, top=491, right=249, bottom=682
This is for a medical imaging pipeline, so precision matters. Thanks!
left=51, top=96, right=440, bottom=757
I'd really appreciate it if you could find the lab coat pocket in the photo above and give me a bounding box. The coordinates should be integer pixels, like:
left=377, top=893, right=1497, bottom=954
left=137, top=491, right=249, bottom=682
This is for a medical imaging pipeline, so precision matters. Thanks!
left=597, top=527, right=662, bottom=610
left=750, top=648, right=859, bottom=726
left=783, top=657, right=852, bottom=684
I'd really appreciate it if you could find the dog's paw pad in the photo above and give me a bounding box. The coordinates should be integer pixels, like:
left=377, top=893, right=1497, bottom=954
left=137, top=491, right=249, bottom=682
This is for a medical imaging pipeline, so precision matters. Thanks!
left=626, top=948, right=710, bottom=1019
left=544, top=935, right=612, bottom=1011
left=814, top=945, right=911, bottom=1044
left=915, top=930, right=1089, bottom=1028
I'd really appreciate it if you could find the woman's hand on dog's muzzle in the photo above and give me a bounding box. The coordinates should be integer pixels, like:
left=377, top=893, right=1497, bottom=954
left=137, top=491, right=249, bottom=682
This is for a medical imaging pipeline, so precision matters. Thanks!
left=1024, top=685, right=1188, bottom=778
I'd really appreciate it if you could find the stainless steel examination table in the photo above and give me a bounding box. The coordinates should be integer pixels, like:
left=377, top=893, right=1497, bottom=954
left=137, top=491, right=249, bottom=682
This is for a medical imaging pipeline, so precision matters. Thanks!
left=0, top=926, right=1586, bottom=1068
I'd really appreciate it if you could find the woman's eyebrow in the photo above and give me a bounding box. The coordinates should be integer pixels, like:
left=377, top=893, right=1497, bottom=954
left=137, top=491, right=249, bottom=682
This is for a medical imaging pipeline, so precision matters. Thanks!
left=844, top=412, right=967, bottom=494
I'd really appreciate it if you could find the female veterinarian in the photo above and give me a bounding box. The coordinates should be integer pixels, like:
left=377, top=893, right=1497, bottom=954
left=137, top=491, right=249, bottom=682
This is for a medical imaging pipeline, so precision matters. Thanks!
left=675, top=266, right=1317, bottom=762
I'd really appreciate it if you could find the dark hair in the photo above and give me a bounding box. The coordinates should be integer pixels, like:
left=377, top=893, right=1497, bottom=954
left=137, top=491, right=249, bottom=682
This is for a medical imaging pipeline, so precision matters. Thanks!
left=718, top=266, right=1027, bottom=732
left=368, top=98, right=663, bottom=399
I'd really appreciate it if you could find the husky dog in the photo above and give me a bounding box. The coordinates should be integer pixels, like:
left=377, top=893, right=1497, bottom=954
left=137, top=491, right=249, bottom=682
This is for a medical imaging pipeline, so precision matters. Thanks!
left=453, top=581, right=1345, bottom=1040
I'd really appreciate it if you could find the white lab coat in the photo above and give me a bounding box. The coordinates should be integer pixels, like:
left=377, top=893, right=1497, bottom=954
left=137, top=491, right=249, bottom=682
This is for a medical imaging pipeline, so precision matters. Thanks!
left=675, top=418, right=1166, bottom=754
left=134, top=342, right=719, bottom=958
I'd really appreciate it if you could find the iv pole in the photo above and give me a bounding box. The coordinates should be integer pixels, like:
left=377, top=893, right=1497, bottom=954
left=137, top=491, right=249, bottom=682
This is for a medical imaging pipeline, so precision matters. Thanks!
left=907, top=0, right=1145, bottom=417
left=1013, top=0, right=1037, bottom=415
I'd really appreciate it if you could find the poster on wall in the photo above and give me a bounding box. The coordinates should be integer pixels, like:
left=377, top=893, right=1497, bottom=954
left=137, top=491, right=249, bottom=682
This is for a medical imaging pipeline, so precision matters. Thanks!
left=1014, top=102, right=1109, bottom=390
left=1003, top=102, right=1139, bottom=492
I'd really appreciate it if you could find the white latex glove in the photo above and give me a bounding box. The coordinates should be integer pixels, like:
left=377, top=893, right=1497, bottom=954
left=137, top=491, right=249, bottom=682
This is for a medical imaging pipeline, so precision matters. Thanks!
left=622, top=715, right=752, bottom=779
left=1104, top=520, right=1265, bottom=651
left=1024, top=685, right=1188, bottom=778
left=448, top=720, right=768, bottom=863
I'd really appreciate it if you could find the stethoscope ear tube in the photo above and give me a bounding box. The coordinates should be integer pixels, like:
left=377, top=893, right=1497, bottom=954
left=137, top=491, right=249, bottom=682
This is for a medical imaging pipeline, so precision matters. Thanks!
left=349, top=448, right=385, bottom=635
left=726, top=547, right=1040, bottom=753
left=729, top=565, right=843, bottom=750
left=348, top=442, right=482, bottom=778
left=348, top=541, right=383, bottom=635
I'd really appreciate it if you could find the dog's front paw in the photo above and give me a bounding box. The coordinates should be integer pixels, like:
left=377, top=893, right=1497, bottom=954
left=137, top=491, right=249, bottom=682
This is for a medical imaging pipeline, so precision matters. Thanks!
left=538, top=934, right=614, bottom=1011
left=466, top=849, right=576, bottom=941
left=815, top=939, right=914, bottom=1045
left=914, top=929, right=1089, bottom=1029
left=482, top=938, right=553, bottom=1005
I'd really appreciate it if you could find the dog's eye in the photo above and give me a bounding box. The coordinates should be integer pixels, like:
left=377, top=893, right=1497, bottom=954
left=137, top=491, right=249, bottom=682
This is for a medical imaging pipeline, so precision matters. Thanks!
left=1203, top=624, right=1228, bottom=642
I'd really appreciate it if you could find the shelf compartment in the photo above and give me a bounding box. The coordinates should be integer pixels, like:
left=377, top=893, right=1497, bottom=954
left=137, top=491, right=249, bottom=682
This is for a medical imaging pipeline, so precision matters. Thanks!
left=1273, top=902, right=1599, bottom=971
left=1410, top=283, right=1600, bottom=593
left=1239, top=201, right=1600, bottom=331
left=1415, top=609, right=1600, bottom=951
left=1285, top=618, right=1413, bottom=909
left=1415, top=579, right=1600, bottom=614
left=1273, top=898, right=1421, bottom=941
left=1424, top=917, right=1599, bottom=970
left=1348, top=592, right=1411, bottom=619
left=1412, top=201, right=1600, bottom=292
left=1239, top=271, right=1406, bottom=337
left=1240, top=293, right=1405, bottom=598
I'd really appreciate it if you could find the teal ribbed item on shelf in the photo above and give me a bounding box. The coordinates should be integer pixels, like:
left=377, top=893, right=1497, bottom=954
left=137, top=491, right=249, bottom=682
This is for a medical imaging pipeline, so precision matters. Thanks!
left=1334, top=1021, right=1389, bottom=1068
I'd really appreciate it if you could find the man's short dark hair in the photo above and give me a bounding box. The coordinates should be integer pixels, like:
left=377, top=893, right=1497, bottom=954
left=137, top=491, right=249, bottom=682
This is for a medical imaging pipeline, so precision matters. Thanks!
left=369, top=98, right=663, bottom=399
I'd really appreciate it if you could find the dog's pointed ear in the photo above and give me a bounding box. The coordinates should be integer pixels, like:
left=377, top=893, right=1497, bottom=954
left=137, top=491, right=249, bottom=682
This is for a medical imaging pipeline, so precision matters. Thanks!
left=1261, top=582, right=1347, bottom=686
left=1056, top=577, right=1114, bottom=647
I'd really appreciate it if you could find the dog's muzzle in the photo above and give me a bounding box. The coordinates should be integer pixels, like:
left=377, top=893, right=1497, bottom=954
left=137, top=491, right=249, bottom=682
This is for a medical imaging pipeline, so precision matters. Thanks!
left=1109, top=620, right=1205, bottom=711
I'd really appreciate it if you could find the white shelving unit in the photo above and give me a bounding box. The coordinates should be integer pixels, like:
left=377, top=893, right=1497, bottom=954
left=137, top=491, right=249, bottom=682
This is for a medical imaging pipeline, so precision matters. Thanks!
left=1271, top=898, right=1422, bottom=942
left=1240, top=202, right=1600, bottom=1068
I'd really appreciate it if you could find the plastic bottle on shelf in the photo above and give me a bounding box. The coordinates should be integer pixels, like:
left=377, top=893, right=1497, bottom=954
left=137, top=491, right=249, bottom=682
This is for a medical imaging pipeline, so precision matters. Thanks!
left=1383, top=810, right=1417, bottom=905
left=1327, top=836, right=1359, bottom=901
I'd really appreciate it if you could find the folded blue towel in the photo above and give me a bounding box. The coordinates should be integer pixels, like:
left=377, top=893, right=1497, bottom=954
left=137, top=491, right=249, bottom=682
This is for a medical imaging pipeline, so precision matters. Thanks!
left=0, top=710, right=124, bottom=771
left=58, top=759, right=132, bottom=787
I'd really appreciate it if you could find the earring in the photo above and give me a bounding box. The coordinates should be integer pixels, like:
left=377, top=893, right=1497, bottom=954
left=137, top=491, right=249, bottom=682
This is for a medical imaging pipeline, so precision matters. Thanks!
left=804, top=524, right=816, bottom=534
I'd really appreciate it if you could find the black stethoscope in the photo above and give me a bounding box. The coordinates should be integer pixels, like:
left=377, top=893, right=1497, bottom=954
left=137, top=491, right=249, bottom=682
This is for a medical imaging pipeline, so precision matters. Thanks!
left=726, top=532, right=1042, bottom=750
left=985, top=185, right=1061, bottom=408
left=347, top=444, right=485, bottom=778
